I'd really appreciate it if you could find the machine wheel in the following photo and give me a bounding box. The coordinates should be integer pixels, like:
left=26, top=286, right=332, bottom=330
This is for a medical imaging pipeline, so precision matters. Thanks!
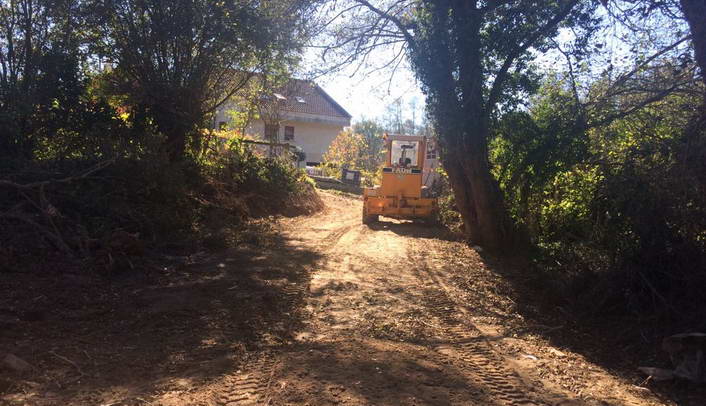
left=425, top=210, right=442, bottom=226
left=362, top=207, right=379, bottom=225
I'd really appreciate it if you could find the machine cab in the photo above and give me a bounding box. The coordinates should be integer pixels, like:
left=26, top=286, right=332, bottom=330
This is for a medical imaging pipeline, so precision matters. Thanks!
left=379, top=134, right=427, bottom=199
left=391, top=139, right=420, bottom=168
left=362, top=134, right=437, bottom=223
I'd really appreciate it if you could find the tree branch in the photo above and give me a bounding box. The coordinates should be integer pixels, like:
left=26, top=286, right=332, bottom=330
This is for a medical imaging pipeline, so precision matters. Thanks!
left=480, top=0, right=516, bottom=13
left=0, top=159, right=115, bottom=190
left=354, top=0, right=416, bottom=50
left=587, top=80, right=692, bottom=129
left=605, top=34, right=692, bottom=94
left=486, top=0, right=579, bottom=112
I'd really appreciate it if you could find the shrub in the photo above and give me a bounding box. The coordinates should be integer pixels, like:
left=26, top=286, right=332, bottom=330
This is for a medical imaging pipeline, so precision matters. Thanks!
left=0, top=133, right=322, bottom=271
left=491, top=82, right=706, bottom=324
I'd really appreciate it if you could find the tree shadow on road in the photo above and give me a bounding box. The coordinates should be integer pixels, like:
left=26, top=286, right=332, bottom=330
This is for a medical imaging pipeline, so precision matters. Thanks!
left=367, top=218, right=459, bottom=241
left=269, top=338, right=576, bottom=406
left=0, top=228, right=322, bottom=405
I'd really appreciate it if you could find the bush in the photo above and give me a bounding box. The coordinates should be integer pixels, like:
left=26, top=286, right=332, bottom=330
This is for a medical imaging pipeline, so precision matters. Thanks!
left=0, top=133, right=322, bottom=271
left=201, top=135, right=322, bottom=218
left=491, top=82, right=706, bottom=324
left=322, top=127, right=385, bottom=187
left=434, top=168, right=464, bottom=233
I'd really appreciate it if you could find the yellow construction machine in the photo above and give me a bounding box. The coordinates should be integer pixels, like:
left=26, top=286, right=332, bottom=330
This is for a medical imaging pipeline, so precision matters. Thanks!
left=362, top=134, right=438, bottom=224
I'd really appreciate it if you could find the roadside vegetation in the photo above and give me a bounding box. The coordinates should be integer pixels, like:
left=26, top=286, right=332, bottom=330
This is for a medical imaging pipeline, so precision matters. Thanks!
left=2, top=0, right=706, bottom=401
left=321, top=123, right=385, bottom=187
left=490, top=77, right=705, bottom=324
left=0, top=0, right=322, bottom=271
left=318, top=0, right=706, bottom=374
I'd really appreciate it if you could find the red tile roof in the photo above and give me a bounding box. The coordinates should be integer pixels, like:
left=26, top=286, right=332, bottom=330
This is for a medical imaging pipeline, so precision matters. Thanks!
left=275, top=79, right=352, bottom=119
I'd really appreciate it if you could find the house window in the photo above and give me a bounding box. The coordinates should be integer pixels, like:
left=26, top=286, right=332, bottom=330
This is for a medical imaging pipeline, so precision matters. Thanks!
left=426, top=142, right=437, bottom=160
left=284, top=126, right=294, bottom=141
left=264, top=124, right=279, bottom=140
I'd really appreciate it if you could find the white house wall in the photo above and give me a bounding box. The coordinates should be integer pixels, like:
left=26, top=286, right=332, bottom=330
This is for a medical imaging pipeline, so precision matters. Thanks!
left=287, top=121, right=342, bottom=163
left=213, top=106, right=348, bottom=164
left=282, top=111, right=350, bottom=127
left=244, top=119, right=344, bottom=164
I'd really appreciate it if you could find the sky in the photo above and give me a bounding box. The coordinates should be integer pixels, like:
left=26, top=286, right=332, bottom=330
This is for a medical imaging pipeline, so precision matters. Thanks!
left=303, top=3, right=691, bottom=128
left=312, top=59, right=426, bottom=125
left=300, top=3, right=427, bottom=128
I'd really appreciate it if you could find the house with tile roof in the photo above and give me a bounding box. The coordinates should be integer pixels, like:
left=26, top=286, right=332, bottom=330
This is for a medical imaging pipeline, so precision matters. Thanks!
left=213, top=78, right=352, bottom=165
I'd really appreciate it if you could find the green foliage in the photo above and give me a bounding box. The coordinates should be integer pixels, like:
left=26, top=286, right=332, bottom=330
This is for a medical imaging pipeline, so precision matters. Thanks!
left=491, top=76, right=706, bottom=319
left=88, top=0, right=317, bottom=160
left=492, top=75, right=590, bottom=231
left=1, top=136, right=318, bottom=266
left=204, top=136, right=308, bottom=196
left=0, top=0, right=323, bottom=268
left=353, top=119, right=387, bottom=170
left=322, top=126, right=385, bottom=187
left=410, top=0, right=599, bottom=122
left=323, top=128, right=366, bottom=169
left=0, top=0, right=95, bottom=159
left=434, top=168, right=464, bottom=233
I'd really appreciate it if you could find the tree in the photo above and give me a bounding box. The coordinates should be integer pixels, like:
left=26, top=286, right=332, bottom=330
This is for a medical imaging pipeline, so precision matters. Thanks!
left=91, top=0, right=317, bottom=160
left=384, top=97, right=404, bottom=134
left=668, top=0, right=706, bottom=121
left=323, top=128, right=365, bottom=169
left=600, top=1, right=705, bottom=113
left=0, top=0, right=51, bottom=145
left=321, top=1, right=598, bottom=250
left=0, top=0, right=78, bottom=158
left=0, top=0, right=112, bottom=160
left=678, top=1, right=706, bottom=86
left=353, top=118, right=385, bottom=171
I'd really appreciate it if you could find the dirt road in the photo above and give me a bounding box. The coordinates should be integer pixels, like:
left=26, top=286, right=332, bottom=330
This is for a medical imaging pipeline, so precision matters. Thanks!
left=186, top=192, right=664, bottom=406
left=2, top=192, right=672, bottom=405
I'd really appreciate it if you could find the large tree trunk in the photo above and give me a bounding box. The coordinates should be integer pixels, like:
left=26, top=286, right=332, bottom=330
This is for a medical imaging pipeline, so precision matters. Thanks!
left=443, top=145, right=520, bottom=251
left=423, top=1, right=522, bottom=252
left=443, top=151, right=479, bottom=239
left=154, top=109, right=189, bottom=161
left=461, top=139, right=513, bottom=250
left=437, top=111, right=520, bottom=251
left=680, top=0, right=706, bottom=88
left=679, top=0, right=706, bottom=127
left=444, top=131, right=520, bottom=251
left=152, top=97, right=199, bottom=161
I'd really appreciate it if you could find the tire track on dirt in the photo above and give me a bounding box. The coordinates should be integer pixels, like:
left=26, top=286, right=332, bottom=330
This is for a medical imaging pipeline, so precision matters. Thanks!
left=409, top=247, right=545, bottom=406
left=212, top=282, right=307, bottom=405
left=214, top=356, right=278, bottom=405
left=216, top=197, right=543, bottom=405
left=211, top=231, right=321, bottom=405
left=211, top=203, right=357, bottom=406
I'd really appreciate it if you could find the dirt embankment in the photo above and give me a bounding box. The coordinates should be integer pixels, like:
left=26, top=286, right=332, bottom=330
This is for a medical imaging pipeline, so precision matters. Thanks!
left=1, top=192, right=699, bottom=405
